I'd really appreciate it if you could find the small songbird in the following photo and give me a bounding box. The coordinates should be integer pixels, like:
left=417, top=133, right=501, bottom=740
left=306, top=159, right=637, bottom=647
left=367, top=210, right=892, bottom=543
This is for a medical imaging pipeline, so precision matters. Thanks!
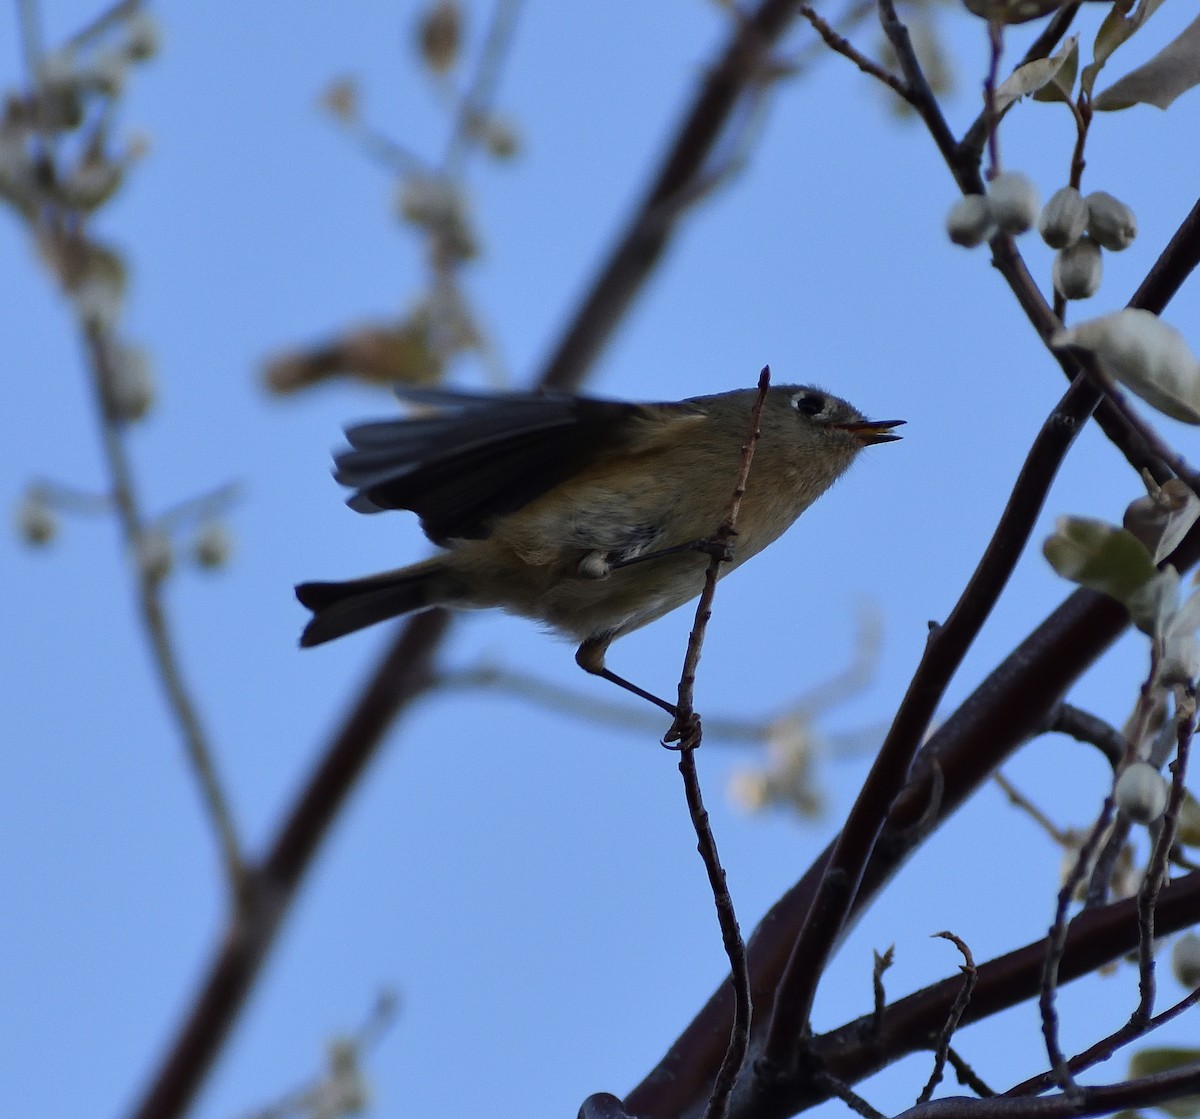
left=296, top=382, right=902, bottom=710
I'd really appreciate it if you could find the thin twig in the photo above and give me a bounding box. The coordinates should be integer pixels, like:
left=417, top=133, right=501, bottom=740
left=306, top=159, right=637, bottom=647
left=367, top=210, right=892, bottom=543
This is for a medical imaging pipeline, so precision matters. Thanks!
left=797, top=3, right=911, bottom=101
left=1038, top=796, right=1115, bottom=1099
left=1083, top=815, right=1131, bottom=909
left=982, top=18, right=1003, bottom=179
left=894, top=1062, right=1200, bottom=1119
left=81, top=323, right=247, bottom=899
left=674, top=367, right=771, bottom=1119
left=1130, top=688, right=1196, bottom=1028
left=870, top=946, right=894, bottom=1039
left=1045, top=703, right=1126, bottom=769
left=1008, top=982, right=1200, bottom=1097
left=670, top=366, right=771, bottom=745
left=945, top=1047, right=995, bottom=1098
left=875, top=0, right=959, bottom=172
left=960, top=2, right=1082, bottom=166
left=918, top=933, right=977, bottom=1104
left=443, top=0, right=524, bottom=175
left=63, top=0, right=141, bottom=51
left=816, top=1071, right=888, bottom=1119
left=993, top=771, right=1068, bottom=845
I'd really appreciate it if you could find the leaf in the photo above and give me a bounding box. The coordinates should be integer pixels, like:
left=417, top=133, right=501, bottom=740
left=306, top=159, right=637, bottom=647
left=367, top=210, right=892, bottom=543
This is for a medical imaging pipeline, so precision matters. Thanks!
left=1034, top=37, right=1079, bottom=103
left=995, top=35, right=1079, bottom=111
left=1043, top=517, right=1159, bottom=604
left=1082, top=0, right=1168, bottom=97
left=1095, top=15, right=1200, bottom=110
left=1129, top=1047, right=1200, bottom=1118
left=1176, top=789, right=1200, bottom=847
left=1052, top=309, right=1200, bottom=426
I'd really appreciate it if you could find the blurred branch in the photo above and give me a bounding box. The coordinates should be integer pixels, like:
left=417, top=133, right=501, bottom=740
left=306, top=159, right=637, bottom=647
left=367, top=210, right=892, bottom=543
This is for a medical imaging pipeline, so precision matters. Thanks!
left=993, top=770, right=1069, bottom=845
left=79, top=321, right=247, bottom=898
left=443, top=0, right=523, bottom=174
left=432, top=603, right=881, bottom=744
left=539, top=0, right=804, bottom=390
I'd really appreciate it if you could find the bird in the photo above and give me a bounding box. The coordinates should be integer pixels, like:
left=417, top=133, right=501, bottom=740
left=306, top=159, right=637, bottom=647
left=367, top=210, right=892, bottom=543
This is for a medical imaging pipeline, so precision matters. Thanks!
left=296, top=381, right=902, bottom=713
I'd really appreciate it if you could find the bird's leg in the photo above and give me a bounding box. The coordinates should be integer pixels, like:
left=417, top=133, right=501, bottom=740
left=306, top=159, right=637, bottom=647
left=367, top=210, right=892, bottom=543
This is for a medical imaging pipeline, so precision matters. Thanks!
left=605, top=532, right=736, bottom=572
left=575, top=635, right=677, bottom=717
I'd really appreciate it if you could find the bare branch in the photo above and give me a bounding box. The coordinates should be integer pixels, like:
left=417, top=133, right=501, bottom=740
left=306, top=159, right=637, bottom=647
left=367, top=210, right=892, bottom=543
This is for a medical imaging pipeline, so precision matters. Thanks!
left=673, top=368, right=771, bottom=1119
left=797, top=3, right=912, bottom=102
left=918, top=933, right=978, bottom=1105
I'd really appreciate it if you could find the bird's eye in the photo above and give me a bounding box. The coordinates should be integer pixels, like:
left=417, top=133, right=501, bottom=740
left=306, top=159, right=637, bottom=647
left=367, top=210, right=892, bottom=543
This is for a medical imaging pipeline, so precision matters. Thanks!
left=791, top=391, right=826, bottom=418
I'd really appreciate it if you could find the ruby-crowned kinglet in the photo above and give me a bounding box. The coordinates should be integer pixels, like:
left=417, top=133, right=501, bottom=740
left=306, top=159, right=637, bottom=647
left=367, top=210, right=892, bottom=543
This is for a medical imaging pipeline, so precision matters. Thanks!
left=296, top=384, right=902, bottom=709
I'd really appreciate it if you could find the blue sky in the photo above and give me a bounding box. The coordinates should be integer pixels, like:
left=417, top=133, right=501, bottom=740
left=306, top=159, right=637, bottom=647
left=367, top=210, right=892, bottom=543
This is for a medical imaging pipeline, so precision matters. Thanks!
left=4, top=3, right=1200, bottom=1118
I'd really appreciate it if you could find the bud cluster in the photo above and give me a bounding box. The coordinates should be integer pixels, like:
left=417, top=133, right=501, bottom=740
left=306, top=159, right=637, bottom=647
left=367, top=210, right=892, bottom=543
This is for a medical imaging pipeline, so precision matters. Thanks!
left=945, top=174, right=1138, bottom=304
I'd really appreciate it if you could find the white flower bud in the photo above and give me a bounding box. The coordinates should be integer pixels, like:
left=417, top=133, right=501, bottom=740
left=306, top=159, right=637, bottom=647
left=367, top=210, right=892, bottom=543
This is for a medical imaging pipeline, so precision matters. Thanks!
left=1177, top=791, right=1200, bottom=847
left=1086, top=191, right=1137, bottom=251
left=1052, top=237, right=1103, bottom=301
left=1171, top=926, right=1200, bottom=989
left=135, top=529, right=173, bottom=583
left=1039, top=186, right=1089, bottom=249
left=106, top=342, right=156, bottom=422
left=987, top=171, right=1039, bottom=235
left=946, top=194, right=995, bottom=247
left=1173, top=932, right=1200, bottom=988
left=193, top=522, right=233, bottom=569
left=1115, top=761, right=1169, bottom=825
left=1161, top=624, right=1200, bottom=686
left=1161, top=629, right=1200, bottom=687
left=15, top=492, right=56, bottom=545
left=1052, top=309, right=1200, bottom=424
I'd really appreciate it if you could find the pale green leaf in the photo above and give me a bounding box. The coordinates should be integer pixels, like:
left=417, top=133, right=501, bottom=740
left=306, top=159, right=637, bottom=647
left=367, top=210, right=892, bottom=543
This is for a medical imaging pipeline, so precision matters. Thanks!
left=1034, top=36, right=1079, bottom=103
left=1082, top=0, right=1168, bottom=97
left=1129, top=1047, right=1200, bottom=1119
left=995, top=35, right=1079, bottom=110
left=1176, top=789, right=1200, bottom=847
left=1053, top=310, right=1200, bottom=426
left=1095, top=15, right=1200, bottom=110
left=1043, top=517, right=1158, bottom=603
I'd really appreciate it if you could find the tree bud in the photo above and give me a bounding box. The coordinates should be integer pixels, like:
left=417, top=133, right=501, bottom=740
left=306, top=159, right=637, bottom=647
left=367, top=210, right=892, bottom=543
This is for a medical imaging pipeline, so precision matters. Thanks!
left=1171, top=932, right=1200, bottom=989
left=1086, top=191, right=1137, bottom=251
left=1039, top=186, right=1088, bottom=249
left=988, top=171, right=1039, bottom=235
left=1052, top=237, right=1103, bottom=300
left=946, top=194, right=994, bottom=247
left=1114, top=761, right=1169, bottom=825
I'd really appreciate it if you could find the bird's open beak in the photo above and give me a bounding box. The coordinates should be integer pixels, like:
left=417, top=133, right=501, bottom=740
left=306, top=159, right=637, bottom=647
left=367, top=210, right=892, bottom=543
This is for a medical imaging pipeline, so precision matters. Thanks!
left=838, top=418, right=905, bottom=445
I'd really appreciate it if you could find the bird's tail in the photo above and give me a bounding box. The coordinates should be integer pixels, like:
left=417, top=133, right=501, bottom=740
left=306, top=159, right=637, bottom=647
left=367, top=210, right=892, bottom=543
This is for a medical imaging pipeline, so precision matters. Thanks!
left=296, top=559, right=457, bottom=646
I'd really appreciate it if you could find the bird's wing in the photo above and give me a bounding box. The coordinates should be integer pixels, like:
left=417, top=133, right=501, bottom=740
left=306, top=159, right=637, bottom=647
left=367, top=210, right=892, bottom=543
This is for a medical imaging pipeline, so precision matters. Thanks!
left=334, top=387, right=683, bottom=543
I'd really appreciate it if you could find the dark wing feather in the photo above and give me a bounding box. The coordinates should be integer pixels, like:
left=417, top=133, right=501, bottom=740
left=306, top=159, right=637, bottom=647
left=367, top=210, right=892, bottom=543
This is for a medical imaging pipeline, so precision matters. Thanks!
left=334, top=388, right=642, bottom=542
